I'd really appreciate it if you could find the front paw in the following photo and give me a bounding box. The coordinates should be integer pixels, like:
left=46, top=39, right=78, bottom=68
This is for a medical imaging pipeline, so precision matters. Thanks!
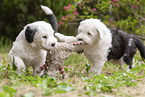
left=55, top=33, right=65, bottom=42
left=89, top=68, right=101, bottom=75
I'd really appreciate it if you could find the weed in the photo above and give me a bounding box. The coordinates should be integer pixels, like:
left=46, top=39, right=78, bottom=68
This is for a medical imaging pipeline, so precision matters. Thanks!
left=0, top=52, right=145, bottom=96
left=0, top=37, right=12, bottom=53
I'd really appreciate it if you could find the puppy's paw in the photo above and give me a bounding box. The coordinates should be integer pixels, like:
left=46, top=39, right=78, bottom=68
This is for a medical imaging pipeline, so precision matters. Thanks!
left=55, top=33, right=77, bottom=43
left=55, top=33, right=65, bottom=42
left=89, top=68, right=101, bottom=75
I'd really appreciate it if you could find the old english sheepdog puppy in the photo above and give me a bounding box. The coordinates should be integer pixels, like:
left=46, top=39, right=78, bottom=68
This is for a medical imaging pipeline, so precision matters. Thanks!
left=56, top=19, right=145, bottom=75
left=9, top=6, right=58, bottom=76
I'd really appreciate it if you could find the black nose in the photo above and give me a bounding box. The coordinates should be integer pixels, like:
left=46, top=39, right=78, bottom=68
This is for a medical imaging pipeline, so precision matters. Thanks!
left=78, top=38, right=83, bottom=41
left=51, top=43, right=55, bottom=47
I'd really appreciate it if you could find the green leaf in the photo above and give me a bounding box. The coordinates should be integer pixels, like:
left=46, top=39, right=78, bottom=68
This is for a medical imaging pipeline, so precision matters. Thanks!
left=12, top=57, right=17, bottom=71
left=2, top=86, right=17, bottom=97
left=2, top=58, right=6, bottom=64
left=129, top=66, right=141, bottom=73
left=57, top=84, right=74, bottom=92
left=86, top=63, right=91, bottom=73
left=64, top=68, right=68, bottom=73
left=0, top=92, right=10, bottom=97
left=7, top=64, right=11, bottom=70
left=42, top=79, right=48, bottom=89
left=23, top=92, right=34, bottom=97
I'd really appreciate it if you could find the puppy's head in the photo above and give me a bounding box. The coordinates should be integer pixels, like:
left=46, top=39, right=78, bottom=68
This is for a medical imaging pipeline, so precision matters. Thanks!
left=25, top=21, right=57, bottom=50
left=76, top=19, right=109, bottom=46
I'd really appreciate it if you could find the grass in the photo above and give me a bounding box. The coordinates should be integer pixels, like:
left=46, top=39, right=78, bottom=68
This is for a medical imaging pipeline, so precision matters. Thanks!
left=0, top=52, right=145, bottom=97
left=0, top=39, right=145, bottom=97
left=0, top=37, right=13, bottom=53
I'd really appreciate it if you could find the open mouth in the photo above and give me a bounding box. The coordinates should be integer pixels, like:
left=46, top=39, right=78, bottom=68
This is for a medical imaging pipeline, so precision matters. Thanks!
left=82, top=41, right=88, bottom=45
left=79, top=41, right=88, bottom=45
left=69, top=41, right=87, bottom=46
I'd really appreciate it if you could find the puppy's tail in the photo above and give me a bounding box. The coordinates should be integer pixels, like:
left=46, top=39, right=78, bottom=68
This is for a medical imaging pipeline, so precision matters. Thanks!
left=133, top=35, right=145, bottom=60
left=41, top=5, right=58, bottom=32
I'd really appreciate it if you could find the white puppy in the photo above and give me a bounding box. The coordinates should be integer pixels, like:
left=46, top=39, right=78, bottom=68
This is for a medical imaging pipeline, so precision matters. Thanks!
left=76, top=19, right=112, bottom=75
left=9, top=21, right=57, bottom=76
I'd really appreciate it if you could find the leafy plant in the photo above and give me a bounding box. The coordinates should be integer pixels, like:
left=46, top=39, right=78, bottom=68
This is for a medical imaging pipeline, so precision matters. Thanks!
left=0, top=0, right=74, bottom=40
left=2, top=86, right=17, bottom=97
left=23, top=92, right=34, bottom=97
left=0, top=92, right=10, bottom=97
left=59, top=0, right=145, bottom=37
left=83, top=62, right=144, bottom=96
left=0, top=46, right=145, bottom=96
left=0, top=37, right=12, bottom=53
left=45, top=83, right=74, bottom=96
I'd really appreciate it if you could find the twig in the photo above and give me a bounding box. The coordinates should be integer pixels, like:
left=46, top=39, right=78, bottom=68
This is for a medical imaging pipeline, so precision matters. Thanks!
left=114, top=6, right=120, bottom=21
left=135, top=35, right=145, bottom=40
left=68, top=23, right=79, bottom=25
left=118, top=0, right=145, bottom=21
left=139, top=5, right=143, bottom=36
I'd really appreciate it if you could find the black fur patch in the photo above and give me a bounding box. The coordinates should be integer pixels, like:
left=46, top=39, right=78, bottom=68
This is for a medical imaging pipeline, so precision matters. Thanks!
left=48, top=15, right=58, bottom=32
left=25, top=26, right=36, bottom=43
left=107, top=28, right=145, bottom=69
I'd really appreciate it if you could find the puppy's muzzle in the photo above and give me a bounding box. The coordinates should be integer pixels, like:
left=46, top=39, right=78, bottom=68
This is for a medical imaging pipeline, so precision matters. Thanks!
left=51, top=43, right=55, bottom=47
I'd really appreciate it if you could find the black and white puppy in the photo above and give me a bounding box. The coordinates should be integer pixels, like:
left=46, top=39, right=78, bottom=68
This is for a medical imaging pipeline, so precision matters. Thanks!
left=55, top=19, right=145, bottom=75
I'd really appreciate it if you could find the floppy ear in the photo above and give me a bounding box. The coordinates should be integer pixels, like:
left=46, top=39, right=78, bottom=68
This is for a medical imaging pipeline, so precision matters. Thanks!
left=97, top=29, right=106, bottom=40
left=25, top=26, right=36, bottom=43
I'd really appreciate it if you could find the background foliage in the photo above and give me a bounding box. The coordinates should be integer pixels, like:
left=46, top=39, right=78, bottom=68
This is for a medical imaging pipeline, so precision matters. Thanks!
left=0, top=0, right=145, bottom=51
left=0, top=0, right=145, bottom=41
left=59, top=0, right=145, bottom=36
left=0, top=0, right=73, bottom=40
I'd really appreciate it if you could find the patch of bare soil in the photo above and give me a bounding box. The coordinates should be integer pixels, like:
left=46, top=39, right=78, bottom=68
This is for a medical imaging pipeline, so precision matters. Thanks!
left=16, top=86, right=44, bottom=97
left=47, top=77, right=145, bottom=97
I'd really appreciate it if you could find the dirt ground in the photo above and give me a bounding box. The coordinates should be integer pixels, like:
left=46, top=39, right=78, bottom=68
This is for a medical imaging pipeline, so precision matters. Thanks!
left=1, top=53, right=145, bottom=97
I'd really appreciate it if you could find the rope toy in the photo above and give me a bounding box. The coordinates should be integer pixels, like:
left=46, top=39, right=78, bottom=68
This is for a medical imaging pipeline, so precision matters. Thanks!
left=69, top=41, right=85, bottom=46
left=37, top=41, right=85, bottom=79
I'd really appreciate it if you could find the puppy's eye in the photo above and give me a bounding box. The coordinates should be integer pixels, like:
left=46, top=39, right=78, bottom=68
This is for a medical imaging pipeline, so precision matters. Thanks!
left=87, top=32, right=91, bottom=35
left=42, top=36, right=47, bottom=39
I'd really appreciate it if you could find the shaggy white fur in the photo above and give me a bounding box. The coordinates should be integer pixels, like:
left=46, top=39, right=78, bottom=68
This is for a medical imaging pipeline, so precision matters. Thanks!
left=56, top=19, right=112, bottom=75
left=9, top=21, right=57, bottom=76
left=50, top=18, right=145, bottom=75
left=55, top=33, right=77, bottom=43
left=76, top=19, right=112, bottom=75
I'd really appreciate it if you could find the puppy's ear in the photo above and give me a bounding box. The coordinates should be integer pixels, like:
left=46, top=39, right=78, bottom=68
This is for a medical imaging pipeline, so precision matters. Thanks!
left=25, top=26, right=36, bottom=43
left=97, top=29, right=106, bottom=40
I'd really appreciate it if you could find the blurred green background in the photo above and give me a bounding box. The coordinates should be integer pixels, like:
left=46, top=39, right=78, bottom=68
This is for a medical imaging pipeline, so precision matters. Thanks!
left=0, top=0, right=145, bottom=53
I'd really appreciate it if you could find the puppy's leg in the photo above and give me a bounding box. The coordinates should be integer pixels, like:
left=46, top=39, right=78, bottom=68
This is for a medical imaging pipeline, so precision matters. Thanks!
left=55, top=33, right=77, bottom=43
left=123, top=54, right=134, bottom=72
left=9, top=55, right=26, bottom=74
left=32, top=61, right=45, bottom=77
left=115, top=56, right=133, bottom=72
left=33, top=66, right=39, bottom=76
left=89, top=61, right=106, bottom=75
